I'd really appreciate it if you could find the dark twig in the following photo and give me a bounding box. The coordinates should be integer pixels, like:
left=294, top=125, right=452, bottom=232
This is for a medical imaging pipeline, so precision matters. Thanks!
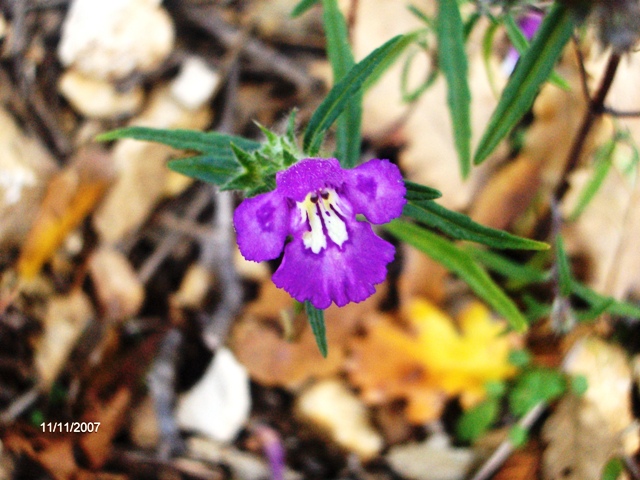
left=553, top=52, right=621, bottom=203
left=137, top=186, right=212, bottom=284
left=177, top=4, right=316, bottom=97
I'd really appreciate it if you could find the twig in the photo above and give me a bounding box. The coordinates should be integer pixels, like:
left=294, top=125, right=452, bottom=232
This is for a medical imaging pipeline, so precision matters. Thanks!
left=200, top=188, right=242, bottom=351
left=0, top=386, right=39, bottom=425
left=553, top=52, right=621, bottom=203
left=137, top=186, right=212, bottom=284
left=177, top=4, right=316, bottom=97
left=199, top=62, right=243, bottom=352
left=147, top=328, right=185, bottom=460
left=468, top=402, right=547, bottom=480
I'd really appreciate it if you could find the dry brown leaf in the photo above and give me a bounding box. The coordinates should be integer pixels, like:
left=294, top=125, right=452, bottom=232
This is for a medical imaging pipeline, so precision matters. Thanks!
left=88, top=246, right=144, bottom=322
left=348, top=299, right=517, bottom=423
left=35, top=288, right=94, bottom=388
left=17, top=146, right=113, bottom=279
left=231, top=280, right=384, bottom=389
left=79, top=387, right=132, bottom=469
left=542, top=337, right=638, bottom=480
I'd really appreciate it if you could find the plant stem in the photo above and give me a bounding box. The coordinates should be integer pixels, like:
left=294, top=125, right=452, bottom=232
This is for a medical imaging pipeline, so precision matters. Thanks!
left=554, top=52, right=621, bottom=203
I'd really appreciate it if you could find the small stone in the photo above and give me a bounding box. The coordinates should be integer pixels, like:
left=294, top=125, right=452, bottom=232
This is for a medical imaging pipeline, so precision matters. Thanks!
left=386, top=433, right=476, bottom=480
left=170, top=56, right=221, bottom=111
left=0, top=108, right=58, bottom=248
left=297, top=379, right=383, bottom=459
left=176, top=348, right=251, bottom=443
left=59, top=69, right=144, bottom=119
left=58, top=0, right=174, bottom=81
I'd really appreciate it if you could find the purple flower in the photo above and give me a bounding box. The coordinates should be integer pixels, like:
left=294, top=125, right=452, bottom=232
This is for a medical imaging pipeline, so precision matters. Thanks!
left=233, top=158, right=406, bottom=309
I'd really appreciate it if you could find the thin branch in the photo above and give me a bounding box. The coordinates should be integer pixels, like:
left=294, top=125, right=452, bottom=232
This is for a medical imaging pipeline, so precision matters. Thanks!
left=468, top=402, right=547, bottom=480
left=554, top=52, right=621, bottom=203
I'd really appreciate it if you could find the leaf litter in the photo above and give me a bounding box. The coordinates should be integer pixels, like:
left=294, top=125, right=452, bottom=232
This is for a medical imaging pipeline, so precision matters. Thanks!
left=0, top=1, right=640, bottom=479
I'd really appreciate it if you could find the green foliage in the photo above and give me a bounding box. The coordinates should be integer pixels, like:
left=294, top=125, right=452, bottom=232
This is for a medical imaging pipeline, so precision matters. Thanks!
left=436, top=0, right=472, bottom=178
left=508, top=349, right=532, bottom=368
left=403, top=200, right=549, bottom=251
left=571, top=374, right=588, bottom=396
left=291, top=0, right=320, bottom=17
left=508, top=367, right=566, bottom=416
left=303, top=33, right=416, bottom=156
left=96, top=124, right=298, bottom=196
left=457, top=398, right=500, bottom=442
left=404, top=181, right=442, bottom=201
left=503, top=13, right=570, bottom=91
left=474, top=3, right=575, bottom=165
left=322, top=0, right=361, bottom=168
left=305, top=301, right=327, bottom=357
left=385, top=219, right=528, bottom=332
left=601, top=457, right=624, bottom=480
left=508, top=424, right=529, bottom=448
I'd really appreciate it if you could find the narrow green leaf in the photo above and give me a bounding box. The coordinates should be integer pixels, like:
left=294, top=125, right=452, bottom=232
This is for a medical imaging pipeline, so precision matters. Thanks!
left=571, top=281, right=640, bottom=319
left=403, top=201, right=549, bottom=250
left=482, top=20, right=501, bottom=97
left=303, top=34, right=410, bottom=156
left=362, top=31, right=420, bottom=92
left=503, top=13, right=570, bottom=91
left=305, top=301, right=328, bottom=357
left=322, top=0, right=361, bottom=168
left=437, top=0, right=471, bottom=178
left=96, top=127, right=261, bottom=154
left=401, top=47, right=439, bottom=102
left=385, top=220, right=528, bottom=331
left=474, top=3, right=575, bottom=164
left=554, top=235, right=572, bottom=297
left=465, top=246, right=550, bottom=285
left=291, top=0, right=320, bottom=17
left=167, top=155, right=240, bottom=186
left=568, top=139, right=615, bottom=220
left=404, top=180, right=442, bottom=201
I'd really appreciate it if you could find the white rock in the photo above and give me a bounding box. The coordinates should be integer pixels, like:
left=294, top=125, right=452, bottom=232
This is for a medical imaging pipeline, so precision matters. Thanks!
left=170, top=57, right=221, bottom=111
left=386, top=433, right=476, bottom=480
left=297, top=379, right=383, bottom=459
left=58, top=0, right=174, bottom=81
left=176, top=348, right=251, bottom=443
left=59, top=69, right=144, bottom=119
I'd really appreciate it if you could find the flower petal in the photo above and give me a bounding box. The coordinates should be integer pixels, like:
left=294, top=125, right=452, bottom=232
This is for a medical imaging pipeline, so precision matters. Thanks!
left=344, top=159, right=406, bottom=224
left=233, top=191, right=289, bottom=262
left=276, top=158, right=344, bottom=202
left=272, top=221, right=395, bottom=309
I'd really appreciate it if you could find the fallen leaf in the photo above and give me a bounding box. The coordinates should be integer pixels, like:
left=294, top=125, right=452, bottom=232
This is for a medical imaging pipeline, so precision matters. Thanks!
left=231, top=280, right=384, bottom=388
left=17, top=146, right=113, bottom=279
left=88, top=246, right=144, bottom=322
left=34, top=288, right=94, bottom=388
left=348, top=299, right=517, bottom=423
left=542, top=337, right=638, bottom=480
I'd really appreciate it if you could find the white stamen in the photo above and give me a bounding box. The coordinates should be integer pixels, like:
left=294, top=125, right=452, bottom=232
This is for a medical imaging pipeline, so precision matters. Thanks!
left=298, top=188, right=349, bottom=253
